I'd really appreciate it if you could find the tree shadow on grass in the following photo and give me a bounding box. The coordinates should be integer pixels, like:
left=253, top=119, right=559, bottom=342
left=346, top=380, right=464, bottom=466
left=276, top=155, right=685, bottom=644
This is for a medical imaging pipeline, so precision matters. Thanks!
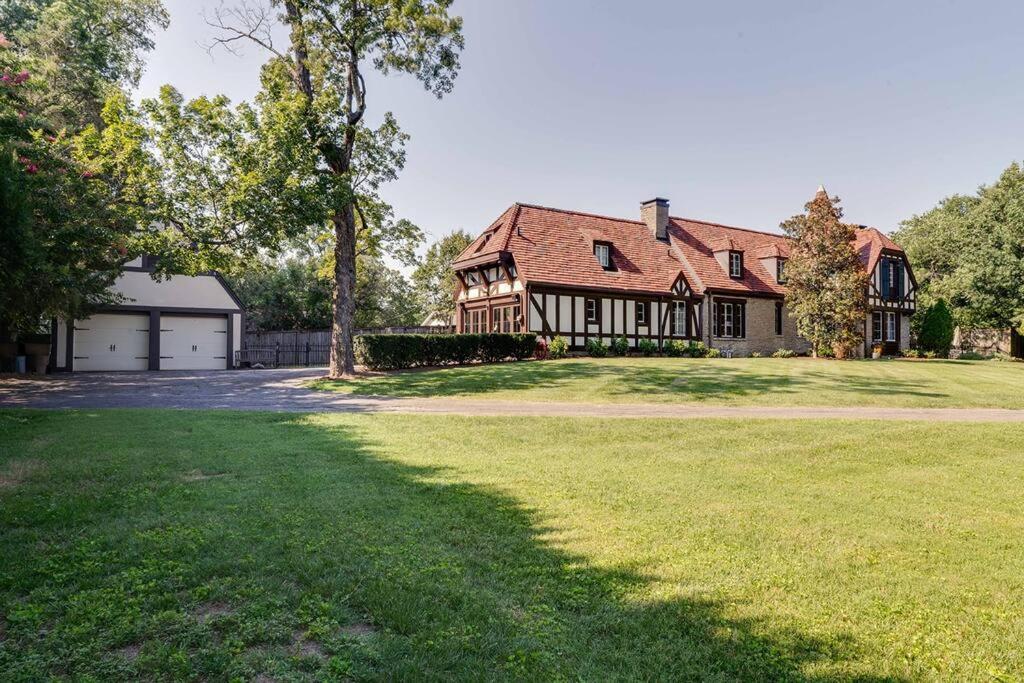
left=0, top=412, right=902, bottom=680
left=319, top=358, right=949, bottom=406
left=608, top=362, right=949, bottom=404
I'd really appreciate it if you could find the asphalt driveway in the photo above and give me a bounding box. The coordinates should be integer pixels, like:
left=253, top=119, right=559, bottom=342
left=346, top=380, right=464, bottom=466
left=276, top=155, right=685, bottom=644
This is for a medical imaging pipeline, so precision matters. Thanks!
left=5, top=368, right=1024, bottom=421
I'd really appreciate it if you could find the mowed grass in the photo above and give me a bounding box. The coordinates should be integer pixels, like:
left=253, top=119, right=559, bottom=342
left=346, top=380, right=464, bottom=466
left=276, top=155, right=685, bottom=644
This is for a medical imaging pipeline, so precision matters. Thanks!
left=311, top=356, right=1024, bottom=408
left=2, top=412, right=1023, bottom=680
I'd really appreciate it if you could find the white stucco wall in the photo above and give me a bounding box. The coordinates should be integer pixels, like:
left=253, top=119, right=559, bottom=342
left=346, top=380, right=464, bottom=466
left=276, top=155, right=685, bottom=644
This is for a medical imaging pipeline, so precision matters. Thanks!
left=112, top=271, right=240, bottom=310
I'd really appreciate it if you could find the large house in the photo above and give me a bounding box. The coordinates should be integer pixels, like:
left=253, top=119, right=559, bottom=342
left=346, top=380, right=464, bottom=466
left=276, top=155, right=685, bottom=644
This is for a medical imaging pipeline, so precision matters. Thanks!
left=451, top=191, right=917, bottom=357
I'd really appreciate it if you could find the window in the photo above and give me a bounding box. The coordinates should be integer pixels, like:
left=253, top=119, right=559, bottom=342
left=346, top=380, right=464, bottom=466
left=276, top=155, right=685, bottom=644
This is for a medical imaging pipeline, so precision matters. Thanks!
left=886, top=312, right=897, bottom=342
left=594, top=242, right=612, bottom=270
left=586, top=298, right=599, bottom=323
left=491, top=306, right=520, bottom=333
left=881, top=257, right=904, bottom=301
left=671, top=301, right=687, bottom=336
left=729, top=251, right=743, bottom=278
left=774, top=302, right=783, bottom=336
left=466, top=271, right=480, bottom=286
left=508, top=263, right=517, bottom=278
left=713, top=301, right=745, bottom=339
left=871, top=312, right=882, bottom=342
left=465, top=308, right=486, bottom=334
left=776, top=259, right=786, bottom=283
left=636, top=301, right=648, bottom=326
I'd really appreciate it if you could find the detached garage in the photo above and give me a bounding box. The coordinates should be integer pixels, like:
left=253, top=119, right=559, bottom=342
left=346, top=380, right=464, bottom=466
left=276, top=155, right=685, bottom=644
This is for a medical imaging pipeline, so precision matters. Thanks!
left=51, top=256, right=244, bottom=372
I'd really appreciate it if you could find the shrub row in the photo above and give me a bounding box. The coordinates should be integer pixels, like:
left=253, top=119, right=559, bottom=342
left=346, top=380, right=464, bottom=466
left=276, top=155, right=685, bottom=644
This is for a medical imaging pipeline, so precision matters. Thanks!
left=355, top=333, right=537, bottom=370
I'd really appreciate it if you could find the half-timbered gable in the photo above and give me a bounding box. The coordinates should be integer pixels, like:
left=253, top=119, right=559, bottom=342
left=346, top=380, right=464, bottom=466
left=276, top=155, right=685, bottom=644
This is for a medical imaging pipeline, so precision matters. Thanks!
left=452, top=197, right=915, bottom=356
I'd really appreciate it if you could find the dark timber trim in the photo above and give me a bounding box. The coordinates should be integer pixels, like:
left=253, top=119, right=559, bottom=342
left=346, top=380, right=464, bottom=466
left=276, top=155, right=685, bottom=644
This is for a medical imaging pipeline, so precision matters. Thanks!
left=149, top=310, right=161, bottom=370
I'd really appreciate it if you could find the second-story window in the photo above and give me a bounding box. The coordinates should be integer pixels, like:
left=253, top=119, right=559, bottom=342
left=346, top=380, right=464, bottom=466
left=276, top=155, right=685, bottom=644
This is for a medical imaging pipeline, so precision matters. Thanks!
left=776, top=259, right=786, bottom=283
left=636, top=301, right=648, bottom=326
left=586, top=298, right=599, bottom=323
left=594, top=243, right=611, bottom=269
left=729, top=251, right=743, bottom=278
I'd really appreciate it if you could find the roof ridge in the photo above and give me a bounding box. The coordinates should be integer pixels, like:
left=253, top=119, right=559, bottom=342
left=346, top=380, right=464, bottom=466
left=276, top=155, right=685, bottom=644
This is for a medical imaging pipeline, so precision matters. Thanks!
left=674, top=216, right=788, bottom=239
left=517, top=202, right=792, bottom=239
left=517, top=202, right=646, bottom=226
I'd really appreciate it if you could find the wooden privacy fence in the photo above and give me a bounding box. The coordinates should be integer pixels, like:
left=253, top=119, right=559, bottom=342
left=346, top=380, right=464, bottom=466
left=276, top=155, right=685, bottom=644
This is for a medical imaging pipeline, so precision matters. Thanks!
left=238, top=325, right=455, bottom=368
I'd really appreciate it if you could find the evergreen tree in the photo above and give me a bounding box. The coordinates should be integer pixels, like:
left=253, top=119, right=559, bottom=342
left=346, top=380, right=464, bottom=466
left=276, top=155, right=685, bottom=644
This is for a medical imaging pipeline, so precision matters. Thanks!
left=916, top=299, right=954, bottom=356
left=781, top=187, right=869, bottom=358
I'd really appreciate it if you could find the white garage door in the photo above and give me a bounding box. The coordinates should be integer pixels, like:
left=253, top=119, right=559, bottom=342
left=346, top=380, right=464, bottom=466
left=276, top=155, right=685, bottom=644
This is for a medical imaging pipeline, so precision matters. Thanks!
left=73, top=314, right=150, bottom=371
left=160, top=316, right=228, bottom=370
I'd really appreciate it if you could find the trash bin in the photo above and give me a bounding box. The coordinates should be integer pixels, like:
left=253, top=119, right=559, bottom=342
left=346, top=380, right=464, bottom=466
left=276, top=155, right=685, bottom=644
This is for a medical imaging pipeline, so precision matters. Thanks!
left=14, top=355, right=27, bottom=373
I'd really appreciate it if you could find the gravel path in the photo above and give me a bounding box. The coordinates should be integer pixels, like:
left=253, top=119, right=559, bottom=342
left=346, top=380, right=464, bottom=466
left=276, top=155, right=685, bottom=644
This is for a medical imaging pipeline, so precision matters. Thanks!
left=3, top=368, right=1024, bottom=421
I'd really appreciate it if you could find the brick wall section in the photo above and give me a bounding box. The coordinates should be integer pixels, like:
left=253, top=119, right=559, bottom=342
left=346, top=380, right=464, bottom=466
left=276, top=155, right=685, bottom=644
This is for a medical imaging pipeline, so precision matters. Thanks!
left=701, top=295, right=811, bottom=357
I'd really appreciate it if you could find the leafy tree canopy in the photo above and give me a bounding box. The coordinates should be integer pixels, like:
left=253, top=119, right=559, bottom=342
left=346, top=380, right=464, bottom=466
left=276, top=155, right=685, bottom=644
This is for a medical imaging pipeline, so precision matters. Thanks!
left=412, top=229, right=472, bottom=323
left=781, top=189, right=869, bottom=358
left=0, top=30, right=154, bottom=334
left=3, top=0, right=169, bottom=127
left=229, top=254, right=420, bottom=331
left=895, top=162, right=1024, bottom=331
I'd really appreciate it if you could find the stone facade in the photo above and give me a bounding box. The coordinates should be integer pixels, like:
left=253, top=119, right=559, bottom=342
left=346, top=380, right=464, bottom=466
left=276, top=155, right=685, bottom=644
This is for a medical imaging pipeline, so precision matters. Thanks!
left=700, top=295, right=810, bottom=357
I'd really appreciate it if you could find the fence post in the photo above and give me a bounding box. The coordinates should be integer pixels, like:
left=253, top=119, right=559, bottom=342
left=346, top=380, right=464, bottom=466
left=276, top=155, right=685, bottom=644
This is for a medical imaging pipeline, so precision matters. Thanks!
left=275, top=341, right=280, bottom=368
left=305, top=341, right=310, bottom=367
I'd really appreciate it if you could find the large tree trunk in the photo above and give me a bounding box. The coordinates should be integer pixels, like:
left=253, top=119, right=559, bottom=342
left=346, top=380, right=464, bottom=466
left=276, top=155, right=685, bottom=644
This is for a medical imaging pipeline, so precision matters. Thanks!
left=328, top=206, right=358, bottom=378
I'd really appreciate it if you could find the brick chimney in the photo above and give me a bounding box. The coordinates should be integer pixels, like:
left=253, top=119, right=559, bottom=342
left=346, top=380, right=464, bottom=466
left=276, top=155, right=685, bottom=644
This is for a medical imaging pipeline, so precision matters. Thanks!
left=641, top=198, right=669, bottom=240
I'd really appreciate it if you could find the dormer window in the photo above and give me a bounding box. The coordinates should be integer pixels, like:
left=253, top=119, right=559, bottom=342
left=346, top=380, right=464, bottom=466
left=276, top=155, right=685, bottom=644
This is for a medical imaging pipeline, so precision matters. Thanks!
left=594, top=241, right=613, bottom=271
left=729, top=251, right=743, bottom=278
left=776, top=258, right=787, bottom=283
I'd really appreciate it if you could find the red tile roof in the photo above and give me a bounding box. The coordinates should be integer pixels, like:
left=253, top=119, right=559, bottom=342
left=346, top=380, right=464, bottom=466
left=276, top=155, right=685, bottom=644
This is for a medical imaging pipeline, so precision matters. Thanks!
left=455, top=203, right=903, bottom=297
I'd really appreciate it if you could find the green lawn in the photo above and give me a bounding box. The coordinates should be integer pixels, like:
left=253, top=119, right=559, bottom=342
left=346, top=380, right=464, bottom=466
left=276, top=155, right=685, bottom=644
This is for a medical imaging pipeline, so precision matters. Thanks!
left=312, top=357, right=1024, bottom=408
left=2, top=410, right=1023, bottom=680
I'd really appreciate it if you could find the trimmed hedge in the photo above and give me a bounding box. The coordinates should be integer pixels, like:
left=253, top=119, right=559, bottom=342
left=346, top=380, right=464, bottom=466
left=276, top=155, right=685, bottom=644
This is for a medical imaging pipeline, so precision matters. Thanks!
left=355, top=333, right=537, bottom=370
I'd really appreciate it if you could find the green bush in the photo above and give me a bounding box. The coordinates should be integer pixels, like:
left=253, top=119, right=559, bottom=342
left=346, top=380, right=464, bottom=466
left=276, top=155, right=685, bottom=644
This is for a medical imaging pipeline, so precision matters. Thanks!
left=664, top=339, right=687, bottom=357
left=637, top=338, right=658, bottom=357
left=992, top=352, right=1021, bottom=362
left=771, top=348, right=797, bottom=358
left=706, top=348, right=722, bottom=358
left=585, top=338, right=607, bottom=357
left=750, top=351, right=763, bottom=358
left=916, top=299, right=954, bottom=357
left=549, top=335, right=569, bottom=360
left=611, top=336, right=630, bottom=356
left=957, top=351, right=987, bottom=361
left=901, top=348, right=921, bottom=359
left=355, top=333, right=537, bottom=370
left=684, top=341, right=710, bottom=358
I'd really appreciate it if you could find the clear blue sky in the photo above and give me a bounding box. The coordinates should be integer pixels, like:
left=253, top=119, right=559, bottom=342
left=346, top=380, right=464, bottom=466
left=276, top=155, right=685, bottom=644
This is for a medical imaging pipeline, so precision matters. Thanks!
left=138, top=0, right=1024, bottom=247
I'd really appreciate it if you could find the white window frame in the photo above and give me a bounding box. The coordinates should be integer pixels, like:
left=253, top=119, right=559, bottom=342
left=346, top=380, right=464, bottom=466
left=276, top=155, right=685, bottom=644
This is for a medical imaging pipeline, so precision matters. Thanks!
left=636, top=301, right=647, bottom=326
left=886, top=312, right=897, bottom=342
left=723, top=303, right=734, bottom=337
left=671, top=301, right=687, bottom=336
left=872, top=312, right=883, bottom=343
left=729, top=252, right=742, bottom=278
left=586, top=298, right=598, bottom=323
left=594, top=243, right=610, bottom=269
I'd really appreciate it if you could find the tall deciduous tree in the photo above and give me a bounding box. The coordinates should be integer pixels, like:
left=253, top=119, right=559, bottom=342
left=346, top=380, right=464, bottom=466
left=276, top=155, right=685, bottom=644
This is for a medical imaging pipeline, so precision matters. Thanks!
left=895, top=162, right=1024, bottom=332
left=208, top=0, right=463, bottom=377
left=412, top=229, right=472, bottom=323
left=781, top=188, right=869, bottom=358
